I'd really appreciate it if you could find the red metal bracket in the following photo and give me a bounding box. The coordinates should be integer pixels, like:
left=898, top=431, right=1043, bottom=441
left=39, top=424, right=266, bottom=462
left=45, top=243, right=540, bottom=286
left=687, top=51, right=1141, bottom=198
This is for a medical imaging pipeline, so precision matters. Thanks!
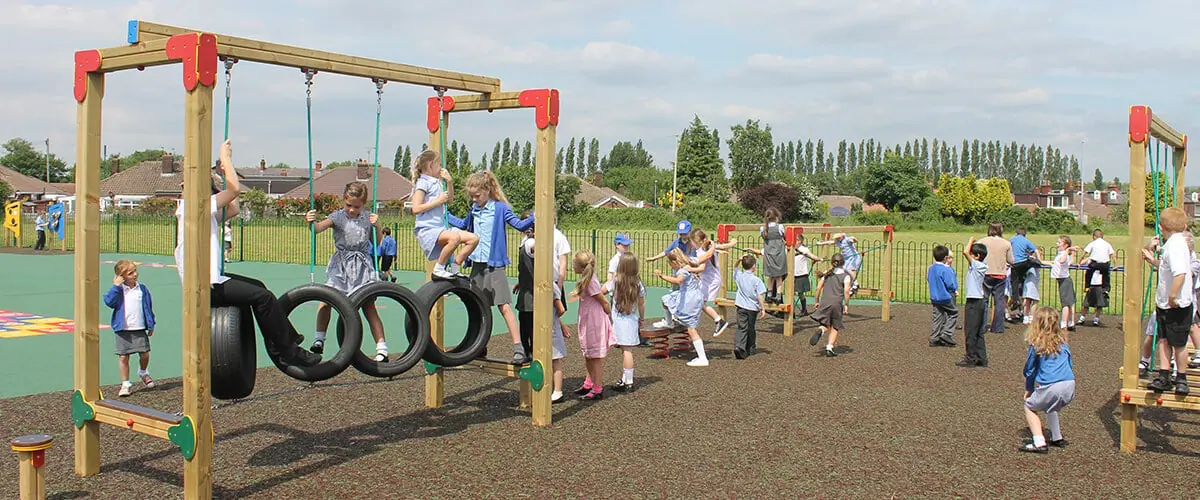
left=716, top=224, right=732, bottom=244
left=784, top=226, right=801, bottom=247
left=425, top=96, right=455, bottom=133
left=164, top=33, right=218, bottom=91
left=73, top=50, right=102, bottom=102
left=1129, top=105, right=1151, bottom=144
left=518, top=89, right=560, bottom=129
left=884, top=224, right=894, bottom=242
left=32, top=450, right=45, bottom=468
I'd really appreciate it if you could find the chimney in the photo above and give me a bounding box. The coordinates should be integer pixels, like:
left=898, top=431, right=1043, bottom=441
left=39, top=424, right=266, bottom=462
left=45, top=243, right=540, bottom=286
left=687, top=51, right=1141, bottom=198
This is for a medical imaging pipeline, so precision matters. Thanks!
left=1108, top=182, right=1120, bottom=193
left=356, top=159, right=371, bottom=181
left=111, top=154, right=120, bottom=174
left=593, top=172, right=602, bottom=187
left=161, top=152, right=174, bottom=174
left=260, top=159, right=266, bottom=172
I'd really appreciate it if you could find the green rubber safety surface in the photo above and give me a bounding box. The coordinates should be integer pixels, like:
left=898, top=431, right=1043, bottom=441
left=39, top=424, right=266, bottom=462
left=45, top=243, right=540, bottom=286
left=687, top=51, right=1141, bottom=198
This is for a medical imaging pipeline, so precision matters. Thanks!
left=0, top=252, right=670, bottom=399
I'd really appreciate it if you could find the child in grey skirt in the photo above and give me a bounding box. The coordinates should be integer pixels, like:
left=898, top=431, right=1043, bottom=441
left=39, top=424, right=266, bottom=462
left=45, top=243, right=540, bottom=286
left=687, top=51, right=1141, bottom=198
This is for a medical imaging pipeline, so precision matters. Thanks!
left=1020, top=307, right=1075, bottom=453
left=103, top=260, right=157, bottom=397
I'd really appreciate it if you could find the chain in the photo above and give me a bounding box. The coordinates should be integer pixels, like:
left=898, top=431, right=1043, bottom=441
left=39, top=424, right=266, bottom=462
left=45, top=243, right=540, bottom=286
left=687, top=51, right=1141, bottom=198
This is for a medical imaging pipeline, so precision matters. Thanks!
left=223, top=57, right=237, bottom=100
left=303, top=68, right=316, bottom=107
left=374, top=78, right=386, bottom=114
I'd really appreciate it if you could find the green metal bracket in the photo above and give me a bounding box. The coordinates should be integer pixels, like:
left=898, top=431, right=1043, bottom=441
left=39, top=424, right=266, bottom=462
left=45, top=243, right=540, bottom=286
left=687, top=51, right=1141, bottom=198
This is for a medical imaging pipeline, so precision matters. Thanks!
left=70, top=391, right=95, bottom=429
left=518, top=360, right=545, bottom=391
left=424, top=360, right=441, bottom=375
left=168, top=415, right=197, bottom=460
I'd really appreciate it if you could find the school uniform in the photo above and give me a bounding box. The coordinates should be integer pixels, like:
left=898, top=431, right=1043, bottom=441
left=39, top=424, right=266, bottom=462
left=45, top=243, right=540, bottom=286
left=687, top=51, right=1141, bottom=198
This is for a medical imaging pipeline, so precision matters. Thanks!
left=927, top=261, right=958, bottom=346
left=1083, top=238, right=1114, bottom=309
left=103, top=282, right=156, bottom=356
left=733, top=269, right=767, bottom=358
left=962, top=259, right=989, bottom=365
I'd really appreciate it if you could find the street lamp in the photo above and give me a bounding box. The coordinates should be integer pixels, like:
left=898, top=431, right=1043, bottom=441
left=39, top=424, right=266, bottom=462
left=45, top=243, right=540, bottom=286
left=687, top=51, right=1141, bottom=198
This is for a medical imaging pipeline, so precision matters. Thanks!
left=44, top=139, right=50, bottom=183
left=671, top=134, right=680, bottom=212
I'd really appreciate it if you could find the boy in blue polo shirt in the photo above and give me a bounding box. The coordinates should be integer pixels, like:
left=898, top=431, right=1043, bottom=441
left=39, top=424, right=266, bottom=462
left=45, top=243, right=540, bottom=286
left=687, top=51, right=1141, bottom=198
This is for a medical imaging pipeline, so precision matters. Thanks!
left=959, top=238, right=990, bottom=367
left=733, top=254, right=768, bottom=359
left=927, top=245, right=958, bottom=347
left=1008, top=228, right=1039, bottom=320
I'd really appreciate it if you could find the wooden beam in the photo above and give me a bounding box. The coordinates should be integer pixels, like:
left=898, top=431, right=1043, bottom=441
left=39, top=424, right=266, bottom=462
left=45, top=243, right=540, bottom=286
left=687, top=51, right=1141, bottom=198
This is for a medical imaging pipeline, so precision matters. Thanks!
left=91, top=405, right=175, bottom=441
left=1119, top=388, right=1200, bottom=411
left=1151, top=114, right=1186, bottom=149
left=881, top=233, right=894, bottom=321
left=133, top=21, right=501, bottom=93
left=424, top=113, right=448, bottom=409
left=97, top=39, right=172, bottom=73
left=531, top=122, right=557, bottom=427
left=180, top=79, right=215, bottom=500
left=783, top=245, right=796, bottom=337
left=73, top=71, right=104, bottom=478
left=717, top=224, right=891, bottom=235
left=445, top=92, right=523, bottom=113
left=1120, top=131, right=1149, bottom=453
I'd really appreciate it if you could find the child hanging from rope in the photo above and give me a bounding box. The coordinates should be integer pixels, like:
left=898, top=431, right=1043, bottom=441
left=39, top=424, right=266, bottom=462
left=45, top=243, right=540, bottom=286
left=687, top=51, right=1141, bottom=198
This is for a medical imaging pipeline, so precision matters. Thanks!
left=653, top=248, right=710, bottom=367
left=816, top=232, right=862, bottom=295
left=688, top=229, right=737, bottom=337
left=1019, top=306, right=1075, bottom=453
left=410, top=149, right=479, bottom=280
left=305, top=181, right=388, bottom=361
left=448, top=171, right=534, bottom=363
left=1147, top=207, right=1193, bottom=396
left=810, top=253, right=852, bottom=357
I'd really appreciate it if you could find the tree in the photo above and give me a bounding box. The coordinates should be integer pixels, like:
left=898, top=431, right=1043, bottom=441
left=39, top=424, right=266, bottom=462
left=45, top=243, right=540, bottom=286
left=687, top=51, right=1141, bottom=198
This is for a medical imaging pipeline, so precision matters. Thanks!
left=394, top=145, right=403, bottom=171
left=803, top=140, right=815, bottom=174
left=599, top=165, right=671, bottom=204
left=919, top=138, right=930, bottom=173
left=847, top=144, right=858, bottom=176
left=521, top=140, right=533, bottom=168
left=1, top=138, right=70, bottom=182
left=501, top=138, right=512, bottom=165
left=555, top=148, right=564, bottom=173
left=1091, top=168, right=1105, bottom=191
left=675, top=115, right=725, bottom=201
left=399, top=146, right=412, bottom=176
left=238, top=188, right=273, bottom=218
left=492, top=142, right=502, bottom=169
left=605, top=140, right=655, bottom=171
left=576, top=137, right=587, bottom=175
left=587, top=138, right=600, bottom=175
left=862, top=153, right=930, bottom=212
left=445, top=140, right=460, bottom=174
left=460, top=146, right=472, bottom=173
left=937, top=174, right=1012, bottom=223
left=836, top=140, right=847, bottom=176
left=479, top=153, right=489, bottom=172
left=815, top=139, right=825, bottom=173
left=0, top=180, right=10, bottom=201
left=727, top=119, right=774, bottom=192
left=565, top=138, right=577, bottom=176
left=1146, top=173, right=1174, bottom=219
left=739, top=182, right=799, bottom=220
left=1068, top=155, right=1081, bottom=186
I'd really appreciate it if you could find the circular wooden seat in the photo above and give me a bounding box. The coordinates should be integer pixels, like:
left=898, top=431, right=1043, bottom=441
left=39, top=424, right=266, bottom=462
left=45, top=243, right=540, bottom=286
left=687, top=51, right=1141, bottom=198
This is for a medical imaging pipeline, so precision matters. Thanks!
left=10, top=434, right=53, bottom=452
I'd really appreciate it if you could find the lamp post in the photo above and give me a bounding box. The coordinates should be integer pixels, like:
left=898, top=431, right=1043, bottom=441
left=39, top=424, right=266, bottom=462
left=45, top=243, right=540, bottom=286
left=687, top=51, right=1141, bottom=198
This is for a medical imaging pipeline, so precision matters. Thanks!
left=44, top=139, right=50, bottom=183
left=671, top=134, right=680, bottom=212
left=1079, top=137, right=1087, bottom=224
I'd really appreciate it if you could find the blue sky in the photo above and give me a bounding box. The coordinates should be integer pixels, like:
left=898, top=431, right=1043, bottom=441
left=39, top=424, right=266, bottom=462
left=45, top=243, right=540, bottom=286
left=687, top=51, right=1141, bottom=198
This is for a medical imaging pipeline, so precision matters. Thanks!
left=3, top=0, right=1200, bottom=186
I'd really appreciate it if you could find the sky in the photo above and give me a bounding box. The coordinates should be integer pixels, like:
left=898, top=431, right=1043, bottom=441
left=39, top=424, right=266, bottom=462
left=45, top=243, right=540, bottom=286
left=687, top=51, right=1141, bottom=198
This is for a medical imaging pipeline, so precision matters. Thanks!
left=3, top=0, right=1200, bottom=186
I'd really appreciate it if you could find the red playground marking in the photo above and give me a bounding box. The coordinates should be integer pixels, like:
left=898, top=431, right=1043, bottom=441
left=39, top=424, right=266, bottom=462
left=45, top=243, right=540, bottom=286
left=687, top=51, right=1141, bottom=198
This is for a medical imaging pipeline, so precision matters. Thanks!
left=0, top=310, right=110, bottom=339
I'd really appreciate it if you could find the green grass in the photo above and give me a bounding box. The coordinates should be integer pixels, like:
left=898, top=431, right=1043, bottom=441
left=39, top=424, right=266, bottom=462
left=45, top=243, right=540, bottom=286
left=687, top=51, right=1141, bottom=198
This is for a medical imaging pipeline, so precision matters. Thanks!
left=6, top=217, right=1150, bottom=315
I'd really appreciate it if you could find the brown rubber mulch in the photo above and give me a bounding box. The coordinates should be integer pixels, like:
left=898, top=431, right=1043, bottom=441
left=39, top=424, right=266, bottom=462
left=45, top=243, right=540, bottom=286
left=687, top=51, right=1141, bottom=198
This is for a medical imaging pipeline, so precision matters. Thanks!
left=2, top=303, right=1197, bottom=498
left=0, top=246, right=71, bottom=255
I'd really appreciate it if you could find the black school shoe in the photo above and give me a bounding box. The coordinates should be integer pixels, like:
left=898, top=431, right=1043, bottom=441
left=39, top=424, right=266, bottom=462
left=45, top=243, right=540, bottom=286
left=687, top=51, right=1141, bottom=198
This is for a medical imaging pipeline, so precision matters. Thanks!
left=734, top=349, right=747, bottom=360
left=1018, top=443, right=1048, bottom=454
left=612, top=381, right=633, bottom=393
left=956, top=358, right=986, bottom=368
left=1048, top=439, right=1068, bottom=448
left=310, top=339, right=324, bottom=355
left=823, top=348, right=837, bottom=357
left=1175, top=376, right=1190, bottom=396
left=1147, top=375, right=1176, bottom=393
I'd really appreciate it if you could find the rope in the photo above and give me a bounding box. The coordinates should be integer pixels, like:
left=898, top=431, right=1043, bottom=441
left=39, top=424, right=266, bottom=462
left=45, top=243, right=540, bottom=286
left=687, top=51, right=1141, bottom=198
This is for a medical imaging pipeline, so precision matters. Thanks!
left=858, top=243, right=887, bottom=256
left=218, top=57, right=236, bottom=277
left=435, top=87, right=449, bottom=229
left=370, top=79, right=386, bottom=272
left=303, top=68, right=317, bottom=283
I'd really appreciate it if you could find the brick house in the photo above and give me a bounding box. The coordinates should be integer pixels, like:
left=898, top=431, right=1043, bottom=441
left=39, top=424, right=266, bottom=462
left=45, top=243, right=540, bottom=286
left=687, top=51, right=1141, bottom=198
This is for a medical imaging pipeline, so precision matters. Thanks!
left=280, top=160, right=412, bottom=212
left=0, top=164, right=70, bottom=213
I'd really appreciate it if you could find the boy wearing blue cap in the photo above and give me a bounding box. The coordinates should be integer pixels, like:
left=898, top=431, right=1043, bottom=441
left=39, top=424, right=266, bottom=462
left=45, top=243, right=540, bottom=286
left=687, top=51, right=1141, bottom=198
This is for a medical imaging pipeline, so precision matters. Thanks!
left=608, top=233, right=633, bottom=283
left=647, top=220, right=694, bottom=292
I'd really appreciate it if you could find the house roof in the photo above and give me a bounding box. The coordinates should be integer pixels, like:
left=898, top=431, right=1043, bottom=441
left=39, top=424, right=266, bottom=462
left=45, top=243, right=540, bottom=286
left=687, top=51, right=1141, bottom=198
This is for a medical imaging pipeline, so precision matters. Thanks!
left=281, top=166, right=412, bottom=201
left=51, top=183, right=76, bottom=195
left=99, top=160, right=185, bottom=196
left=235, top=167, right=306, bottom=179
left=568, top=175, right=638, bottom=207
left=819, top=195, right=864, bottom=211
left=0, top=165, right=68, bottom=196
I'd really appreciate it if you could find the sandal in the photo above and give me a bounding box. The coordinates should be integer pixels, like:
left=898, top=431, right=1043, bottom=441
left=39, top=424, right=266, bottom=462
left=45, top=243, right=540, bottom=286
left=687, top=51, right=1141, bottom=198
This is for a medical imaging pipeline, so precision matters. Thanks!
left=1019, top=443, right=1048, bottom=454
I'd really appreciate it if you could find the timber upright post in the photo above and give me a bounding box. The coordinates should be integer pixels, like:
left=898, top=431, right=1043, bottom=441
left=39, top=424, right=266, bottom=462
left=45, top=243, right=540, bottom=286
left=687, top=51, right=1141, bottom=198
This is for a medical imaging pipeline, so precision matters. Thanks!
left=526, top=89, right=559, bottom=426
left=424, top=92, right=450, bottom=409
left=881, top=225, right=894, bottom=322
left=782, top=227, right=799, bottom=337
left=11, top=434, right=52, bottom=500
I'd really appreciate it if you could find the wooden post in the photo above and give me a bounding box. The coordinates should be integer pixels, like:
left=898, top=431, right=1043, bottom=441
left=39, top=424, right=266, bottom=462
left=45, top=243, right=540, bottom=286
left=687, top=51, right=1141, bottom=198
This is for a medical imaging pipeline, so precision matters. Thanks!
left=11, top=434, right=52, bottom=500
left=424, top=108, right=448, bottom=409
left=179, top=66, right=216, bottom=500
left=782, top=239, right=796, bottom=337
left=1120, top=110, right=1149, bottom=453
left=881, top=226, right=894, bottom=322
left=73, top=70, right=103, bottom=478
left=531, top=121, right=557, bottom=427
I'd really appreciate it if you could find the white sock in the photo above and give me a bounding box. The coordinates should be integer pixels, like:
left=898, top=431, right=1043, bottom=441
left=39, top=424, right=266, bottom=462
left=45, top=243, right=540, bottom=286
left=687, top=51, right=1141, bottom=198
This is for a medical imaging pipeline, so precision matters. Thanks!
left=314, top=331, right=327, bottom=342
left=434, top=263, right=447, bottom=273
left=1059, top=321, right=1067, bottom=329
left=622, top=368, right=634, bottom=384
left=122, top=380, right=132, bottom=387
left=137, top=368, right=149, bottom=377
left=1046, top=412, right=1062, bottom=441
left=376, top=341, right=388, bottom=354
left=692, top=339, right=707, bottom=361
left=1141, top=356, right=1151, bottom=365
left=551, top=391, right=562, bottom=401
left=1032, top=434, right=1047, bottom=447
left=826, top=343, right=834, bottom=350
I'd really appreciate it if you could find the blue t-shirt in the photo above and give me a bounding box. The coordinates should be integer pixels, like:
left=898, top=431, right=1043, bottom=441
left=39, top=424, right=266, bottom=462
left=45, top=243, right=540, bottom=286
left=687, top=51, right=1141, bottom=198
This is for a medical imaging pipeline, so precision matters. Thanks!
left=664, top=237, right=690, bottom=257
left=734, top=269, right=767, bottom=311
left=413, top=174, right=445, bottom=230
left=1010, top=235, right=1037, bottom=264
left=837, top=237, right=858, bottom=261
left=964, top=259, right=988, bottom=299
left=468, top=200, right=496, bottom=263
left=1024, top=344, right=1074, bottom=392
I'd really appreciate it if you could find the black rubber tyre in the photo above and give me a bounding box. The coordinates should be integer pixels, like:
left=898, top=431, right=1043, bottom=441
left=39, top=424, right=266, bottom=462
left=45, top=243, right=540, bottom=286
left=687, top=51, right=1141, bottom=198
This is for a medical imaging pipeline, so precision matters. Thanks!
left=270, top=284, right=363, bottom=382
left=210, top=306, right=256, bottom=400
left=414, top=279, right=492, bottom=367
left=336, top=281, right=431, bottom=378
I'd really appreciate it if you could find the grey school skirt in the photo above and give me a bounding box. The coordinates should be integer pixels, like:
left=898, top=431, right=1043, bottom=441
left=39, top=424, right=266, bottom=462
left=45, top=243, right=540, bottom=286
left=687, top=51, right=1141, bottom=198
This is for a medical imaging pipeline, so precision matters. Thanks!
left=1025, top=380, right=1075, bottom=413
left=470, top=263, right=513, bottom=307
left=115, top=330, right=150, bottom=355
left=1056, top=277, right=1075, bottom=308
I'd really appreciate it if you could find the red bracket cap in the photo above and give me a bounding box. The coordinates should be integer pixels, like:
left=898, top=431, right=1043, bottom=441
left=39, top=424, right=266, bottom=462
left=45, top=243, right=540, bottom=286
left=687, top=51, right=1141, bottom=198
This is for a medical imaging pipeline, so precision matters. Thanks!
left=784, top=226, right=801, bottom=247
left=716, top=224, right=732, bottom=244
left=1129, top=105, right=1151, bottom=144
left=519, top=89, right=559, bottom=129
left=165, top=33, right=218, bottom=91
left=73, top=50, right=102, bottom=102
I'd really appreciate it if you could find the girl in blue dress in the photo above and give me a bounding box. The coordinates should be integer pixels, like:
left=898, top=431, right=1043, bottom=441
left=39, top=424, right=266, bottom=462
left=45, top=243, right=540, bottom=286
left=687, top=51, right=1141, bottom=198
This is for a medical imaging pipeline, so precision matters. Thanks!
left=653, top=248, right=709, bottom=367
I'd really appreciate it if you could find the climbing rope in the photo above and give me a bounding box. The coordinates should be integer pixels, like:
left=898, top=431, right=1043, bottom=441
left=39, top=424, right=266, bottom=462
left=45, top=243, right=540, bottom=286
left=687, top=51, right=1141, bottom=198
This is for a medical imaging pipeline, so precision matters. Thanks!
left=217, top=57, right=237, bottom=277
left=303, top=68, right=318, bottom=283
left=370, top=79, right=386, bottom=272
left=435, top=87, right=450, bottom=229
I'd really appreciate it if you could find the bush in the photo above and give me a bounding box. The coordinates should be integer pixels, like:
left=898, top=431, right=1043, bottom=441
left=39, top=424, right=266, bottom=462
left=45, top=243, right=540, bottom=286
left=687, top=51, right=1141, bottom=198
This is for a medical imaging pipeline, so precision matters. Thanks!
left=988, top=206, right=1036, bottom=232
left=1033, top=207, right=1083, bottom=233
left=561, top=207, right=678, bottom=229
left=852, top=210, right=901, bottom=227
left=680, top=199, right=759, bottom=228
left=908, top=194, right=945, bottom=223
left=738, top=182, right=798, bottom=220
left=238, top=188, right=273, bottom=219
left=138, top=197, right=177, bottom=216
left=275, top=194, right=341, bottom=216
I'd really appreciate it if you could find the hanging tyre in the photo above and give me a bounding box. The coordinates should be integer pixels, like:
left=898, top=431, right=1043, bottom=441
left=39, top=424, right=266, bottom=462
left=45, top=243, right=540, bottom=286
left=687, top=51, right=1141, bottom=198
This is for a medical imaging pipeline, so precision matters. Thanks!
left=414, top=279, right=492, bottom=367
left=271, top=283, right=363, bottom=382
left=335, top=281, right=431, bottom=378
left=210, top=305, right=256, bottom=400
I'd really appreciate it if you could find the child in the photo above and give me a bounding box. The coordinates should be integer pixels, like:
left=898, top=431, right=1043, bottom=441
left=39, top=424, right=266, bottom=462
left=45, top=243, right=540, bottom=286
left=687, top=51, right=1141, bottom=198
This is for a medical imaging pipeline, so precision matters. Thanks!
left=378, top=227, right=397, bottom=282
left=177, top=140, right=320, bottom=367
left=927, top=245, right=958, bottom=348
left=689, top=229, right=736, bottom=336
left=817, top=233, right=862, bottom=295
left=609, top=252, right=645, bottom=391
left=34, top=212, right=47, bottom=251
left=515, top=220, right=570, bottom=402
left=960, top=239, right=990, bottom=367
left=759, top=208, right=788, bottom=302
left=103, top=260, right=157, bottom=396
left=792, top=234, right=823, bottom=317
left=607, top=233, right=632, bottom=283
left=1147, top=207, right=1193, bottom=396
left=1020, top=258, right=1043, bottom=325
left=653, top=248, right=710, bottom=367
left=571, top=251, right=615, bottom=400
left=810, top=253, right=852, bottom=356
left=223, top=222, right=233, bottom=263
left=409, top=149, right=480, bottom=280
left=1050, top=236, right=1079, bottom=331
left=1020, top=306, right=1075, bottom=453
left=305, top=181, right=388, bottom=361
left=448, top=171, right=535, bottom=363
left=1079, top=229, right=1116, bottom=326
left=733, top=254, right=768, bottom=359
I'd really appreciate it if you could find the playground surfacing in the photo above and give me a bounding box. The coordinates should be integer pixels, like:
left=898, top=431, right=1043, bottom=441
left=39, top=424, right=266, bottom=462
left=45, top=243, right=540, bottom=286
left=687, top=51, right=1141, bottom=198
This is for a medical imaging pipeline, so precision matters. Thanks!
left=1, top=253, right=1197, bottom=497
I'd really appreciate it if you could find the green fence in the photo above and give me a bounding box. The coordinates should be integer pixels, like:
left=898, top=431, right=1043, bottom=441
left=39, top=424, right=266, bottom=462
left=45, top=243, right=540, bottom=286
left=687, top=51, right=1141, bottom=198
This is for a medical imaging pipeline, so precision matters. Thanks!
left=6, top=213, right=1141, bottom=315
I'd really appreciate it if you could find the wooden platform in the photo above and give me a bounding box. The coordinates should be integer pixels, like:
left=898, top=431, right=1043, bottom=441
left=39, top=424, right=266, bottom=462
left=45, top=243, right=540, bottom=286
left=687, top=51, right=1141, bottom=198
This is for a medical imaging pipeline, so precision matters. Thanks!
left=93, top=399, right=181, bottom=440
left=1119, top=388, right=1200, bottom=410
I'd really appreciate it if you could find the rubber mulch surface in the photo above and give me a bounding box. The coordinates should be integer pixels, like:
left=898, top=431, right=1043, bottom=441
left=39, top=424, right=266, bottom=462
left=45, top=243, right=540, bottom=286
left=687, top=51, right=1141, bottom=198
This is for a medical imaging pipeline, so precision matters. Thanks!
left=1, top=303, right=1196, bottom=498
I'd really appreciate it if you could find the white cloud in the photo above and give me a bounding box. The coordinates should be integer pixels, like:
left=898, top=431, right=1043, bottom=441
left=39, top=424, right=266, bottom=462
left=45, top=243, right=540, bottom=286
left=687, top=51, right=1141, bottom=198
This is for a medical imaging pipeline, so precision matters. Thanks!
left=740, top=54, right=888, bottom=85
left=992, top=88, right=1051, bottom=106
left=600, top=19, right=634, bottom=37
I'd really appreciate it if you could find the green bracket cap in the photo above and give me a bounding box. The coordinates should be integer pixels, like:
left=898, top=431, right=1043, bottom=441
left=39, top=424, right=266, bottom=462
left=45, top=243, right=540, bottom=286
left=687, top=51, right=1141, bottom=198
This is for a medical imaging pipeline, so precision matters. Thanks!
left=168, top=416, right=197, bottom=460
left=424, top=360, right=441, bottom=375
left=70, top=391, right=95, bottom=429
left=518, top=360, right=545, bottom=391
